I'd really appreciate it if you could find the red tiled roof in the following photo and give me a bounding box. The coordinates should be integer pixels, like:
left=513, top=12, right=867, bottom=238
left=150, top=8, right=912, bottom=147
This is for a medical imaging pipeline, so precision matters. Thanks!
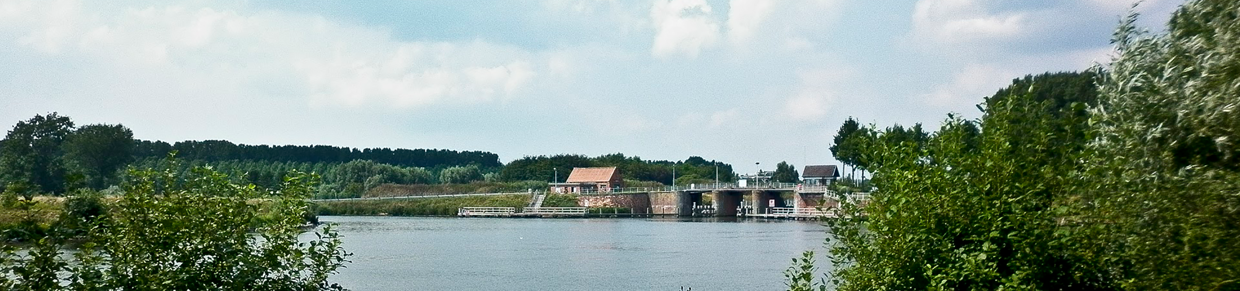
left=565, top=167, right=618, bottom=183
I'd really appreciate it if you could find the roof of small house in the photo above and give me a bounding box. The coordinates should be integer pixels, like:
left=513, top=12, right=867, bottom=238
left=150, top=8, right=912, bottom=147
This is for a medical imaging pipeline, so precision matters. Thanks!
left=802, top=165, right=840, bottom=178
left=565, top=167, right=620, bottom=183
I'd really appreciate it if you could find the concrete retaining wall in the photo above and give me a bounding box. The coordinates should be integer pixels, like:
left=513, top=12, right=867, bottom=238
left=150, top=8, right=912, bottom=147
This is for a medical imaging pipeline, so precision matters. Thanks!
left=578, top=193, right=652, bottom=212
left=649, top=191, right=682, bottom=215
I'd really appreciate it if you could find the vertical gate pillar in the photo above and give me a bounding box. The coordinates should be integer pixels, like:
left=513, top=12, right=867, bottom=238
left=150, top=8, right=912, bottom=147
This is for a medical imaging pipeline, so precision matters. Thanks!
left=676, top=191, right=692, bottom=216
left=713, top=190, right=740, bottom=217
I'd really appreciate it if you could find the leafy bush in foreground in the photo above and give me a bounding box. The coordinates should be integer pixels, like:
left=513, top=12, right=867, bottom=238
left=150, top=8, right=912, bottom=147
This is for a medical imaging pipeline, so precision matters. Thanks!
left=810, top=1, right=1240, bottom=290
left=0, top=159, right=350, bottom=290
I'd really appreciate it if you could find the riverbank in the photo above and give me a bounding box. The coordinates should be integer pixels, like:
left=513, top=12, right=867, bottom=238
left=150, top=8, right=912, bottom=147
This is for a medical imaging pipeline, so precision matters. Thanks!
left=313, top=193, right=585, bottom=216
left=314, top=194, right=531, bottom=216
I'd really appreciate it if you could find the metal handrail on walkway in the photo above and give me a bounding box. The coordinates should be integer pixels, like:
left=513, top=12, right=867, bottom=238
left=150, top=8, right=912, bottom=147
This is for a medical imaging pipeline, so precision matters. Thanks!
left=768, top=207, right=827, bottom=216
left=522, top=207, right=587, bottom=214
left=458, top=207, right=517, bottom=216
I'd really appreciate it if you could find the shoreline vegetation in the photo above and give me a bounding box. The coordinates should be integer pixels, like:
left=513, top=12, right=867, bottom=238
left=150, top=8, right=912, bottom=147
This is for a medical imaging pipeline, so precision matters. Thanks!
left=787, top=1, right=1239, bottom=290
left=0, top=159, right=350, bottom=289
left=313, top=193, right=583, bottom=216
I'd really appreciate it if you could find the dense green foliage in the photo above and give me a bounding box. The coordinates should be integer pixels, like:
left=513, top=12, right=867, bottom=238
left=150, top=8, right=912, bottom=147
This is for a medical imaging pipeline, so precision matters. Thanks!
left=438, top=165, right=484, bottom=184
left=815, top=1, right=1239, bottom=289
left=499, top=154, right=735, bottom=185
left=135, top=139, right=501, bottom=169
left=0, top=159, right=350, bottom=290
left=1077, top=1, right=1240, bottom=288
left=0, top=113, right=75, bottom=196
left=131, top=157, right=341, bottom=190
left=827, top=94, right=1093, bottom=290
left=62, top=124, right=135, bottom=190
left=830, top=120, right=929, bottom=179
left=323, top=159, right=436, bottom=197
left=772, top=161, right=799, bottom=183
left=360, top=181, right=550, bottom=198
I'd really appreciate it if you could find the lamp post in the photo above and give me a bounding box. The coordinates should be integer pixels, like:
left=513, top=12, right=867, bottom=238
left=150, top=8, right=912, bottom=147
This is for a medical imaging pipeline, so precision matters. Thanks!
left=672, top=164, right=676, bottom=189
left=714, top=161, right=719, bottom=187
left=553, top=167, right=558, bottom=183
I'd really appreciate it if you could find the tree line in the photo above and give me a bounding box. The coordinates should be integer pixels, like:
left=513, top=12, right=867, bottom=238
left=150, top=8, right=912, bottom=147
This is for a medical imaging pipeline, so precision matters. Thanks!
left=498, top=153, right=739, bottom=186
left=0, top=115, right=510, bottom=196
left=0, top=115, right=743, bottom=198
left=796, top=1, right=1238, bottom=289
left=134, top=140, right=502, bottom=170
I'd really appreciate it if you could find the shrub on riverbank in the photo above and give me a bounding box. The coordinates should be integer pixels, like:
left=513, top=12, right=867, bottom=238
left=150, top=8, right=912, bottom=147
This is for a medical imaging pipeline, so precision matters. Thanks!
left=314, top=194, right=532, bottom=216
left=811, top=1, right=1240, bottom=289
left=0, top=195, right=63, bottom=242
left=0, top=160, right=349, bottom=290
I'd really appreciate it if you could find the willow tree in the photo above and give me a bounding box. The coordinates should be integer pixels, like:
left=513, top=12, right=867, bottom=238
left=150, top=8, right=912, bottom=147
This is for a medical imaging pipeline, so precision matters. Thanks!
left=1080, top=0, right=1240, bottom=288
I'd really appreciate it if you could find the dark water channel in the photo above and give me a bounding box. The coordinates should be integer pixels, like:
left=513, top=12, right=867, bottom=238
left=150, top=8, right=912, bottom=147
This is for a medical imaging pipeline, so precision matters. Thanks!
left=313, top=216, right=832, bottom=290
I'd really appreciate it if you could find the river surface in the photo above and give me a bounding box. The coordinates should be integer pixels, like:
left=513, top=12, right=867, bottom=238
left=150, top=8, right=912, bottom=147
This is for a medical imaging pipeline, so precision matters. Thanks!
left=315, top=216, right=832, bottom=290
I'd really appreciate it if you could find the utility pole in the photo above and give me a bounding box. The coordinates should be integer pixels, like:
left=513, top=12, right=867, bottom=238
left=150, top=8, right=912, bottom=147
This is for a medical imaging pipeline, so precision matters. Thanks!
left=672, top=164, right=676, bottom=188
left=714, top=161, right=719, bottom=187
left=755, top=162, right=760, bottom=186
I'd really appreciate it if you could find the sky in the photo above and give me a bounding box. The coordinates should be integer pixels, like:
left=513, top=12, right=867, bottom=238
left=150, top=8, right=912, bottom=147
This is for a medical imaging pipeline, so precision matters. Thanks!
left=0, top=0, right=1183, bottom=173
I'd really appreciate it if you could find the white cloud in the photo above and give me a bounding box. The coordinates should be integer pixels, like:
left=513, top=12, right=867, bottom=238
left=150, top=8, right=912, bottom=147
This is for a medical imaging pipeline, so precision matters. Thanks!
left=725, top=0, right=774, bottom=44
left=922, top=63, right=1014, bottom=110
left=0, top=0, right=539, bottom=109
left=722, top=0, right=842, bottom=55
left=910, top=0, right=1026, bottom=49
left=784, top=68, right=848, bottom=121
left=650, top=0, right=721, bottom=58
left=709, top=109, right=739, bottom=128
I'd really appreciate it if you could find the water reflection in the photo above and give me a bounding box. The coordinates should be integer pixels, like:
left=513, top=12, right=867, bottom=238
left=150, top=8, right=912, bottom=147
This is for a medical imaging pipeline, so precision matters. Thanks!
left=317, top=216, right=831, bottom=291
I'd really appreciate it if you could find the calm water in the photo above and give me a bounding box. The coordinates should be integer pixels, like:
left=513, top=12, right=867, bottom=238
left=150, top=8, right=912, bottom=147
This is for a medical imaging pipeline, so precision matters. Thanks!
left=314, top=216, right=832, bottom=290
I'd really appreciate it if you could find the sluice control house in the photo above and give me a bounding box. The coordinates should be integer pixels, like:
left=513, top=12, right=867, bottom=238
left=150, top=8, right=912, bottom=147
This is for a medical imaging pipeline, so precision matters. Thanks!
left=802, top=165, right=840, bottom=186
left=549, top=167, right=624, bottom=194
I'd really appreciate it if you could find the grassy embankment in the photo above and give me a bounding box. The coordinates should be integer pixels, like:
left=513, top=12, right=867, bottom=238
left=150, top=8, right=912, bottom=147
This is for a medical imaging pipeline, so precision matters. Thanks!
left=314, top=193, right=583, bottom=216
left=361, top=182, right=546, bottom=198
left=0, top=197, right=65, bottom=241
left=1, top=195, right=319, bottom=243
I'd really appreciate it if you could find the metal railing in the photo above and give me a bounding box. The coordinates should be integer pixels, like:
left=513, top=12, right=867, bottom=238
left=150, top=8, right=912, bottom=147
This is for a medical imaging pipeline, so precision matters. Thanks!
left=846, top=193, right=872, bottom=203
left=528, top=193, right=547, bottom=207
left=457, top=207, right=517, bottom=216
left=574, top=182, right=810, bottom=194
left=768, top=207, right=827, bottom=216
left=522, top=207, right=587, bottom=215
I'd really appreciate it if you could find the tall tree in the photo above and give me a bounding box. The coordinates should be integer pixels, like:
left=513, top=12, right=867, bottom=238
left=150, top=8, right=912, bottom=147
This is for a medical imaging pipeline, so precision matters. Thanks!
left=772, top=161, right=799, bottom=183
left=0, top=113, right=75, bottom=195
left=830, top=117, right=862, bottom=177
left=62, top=124, right=135, bottom=189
